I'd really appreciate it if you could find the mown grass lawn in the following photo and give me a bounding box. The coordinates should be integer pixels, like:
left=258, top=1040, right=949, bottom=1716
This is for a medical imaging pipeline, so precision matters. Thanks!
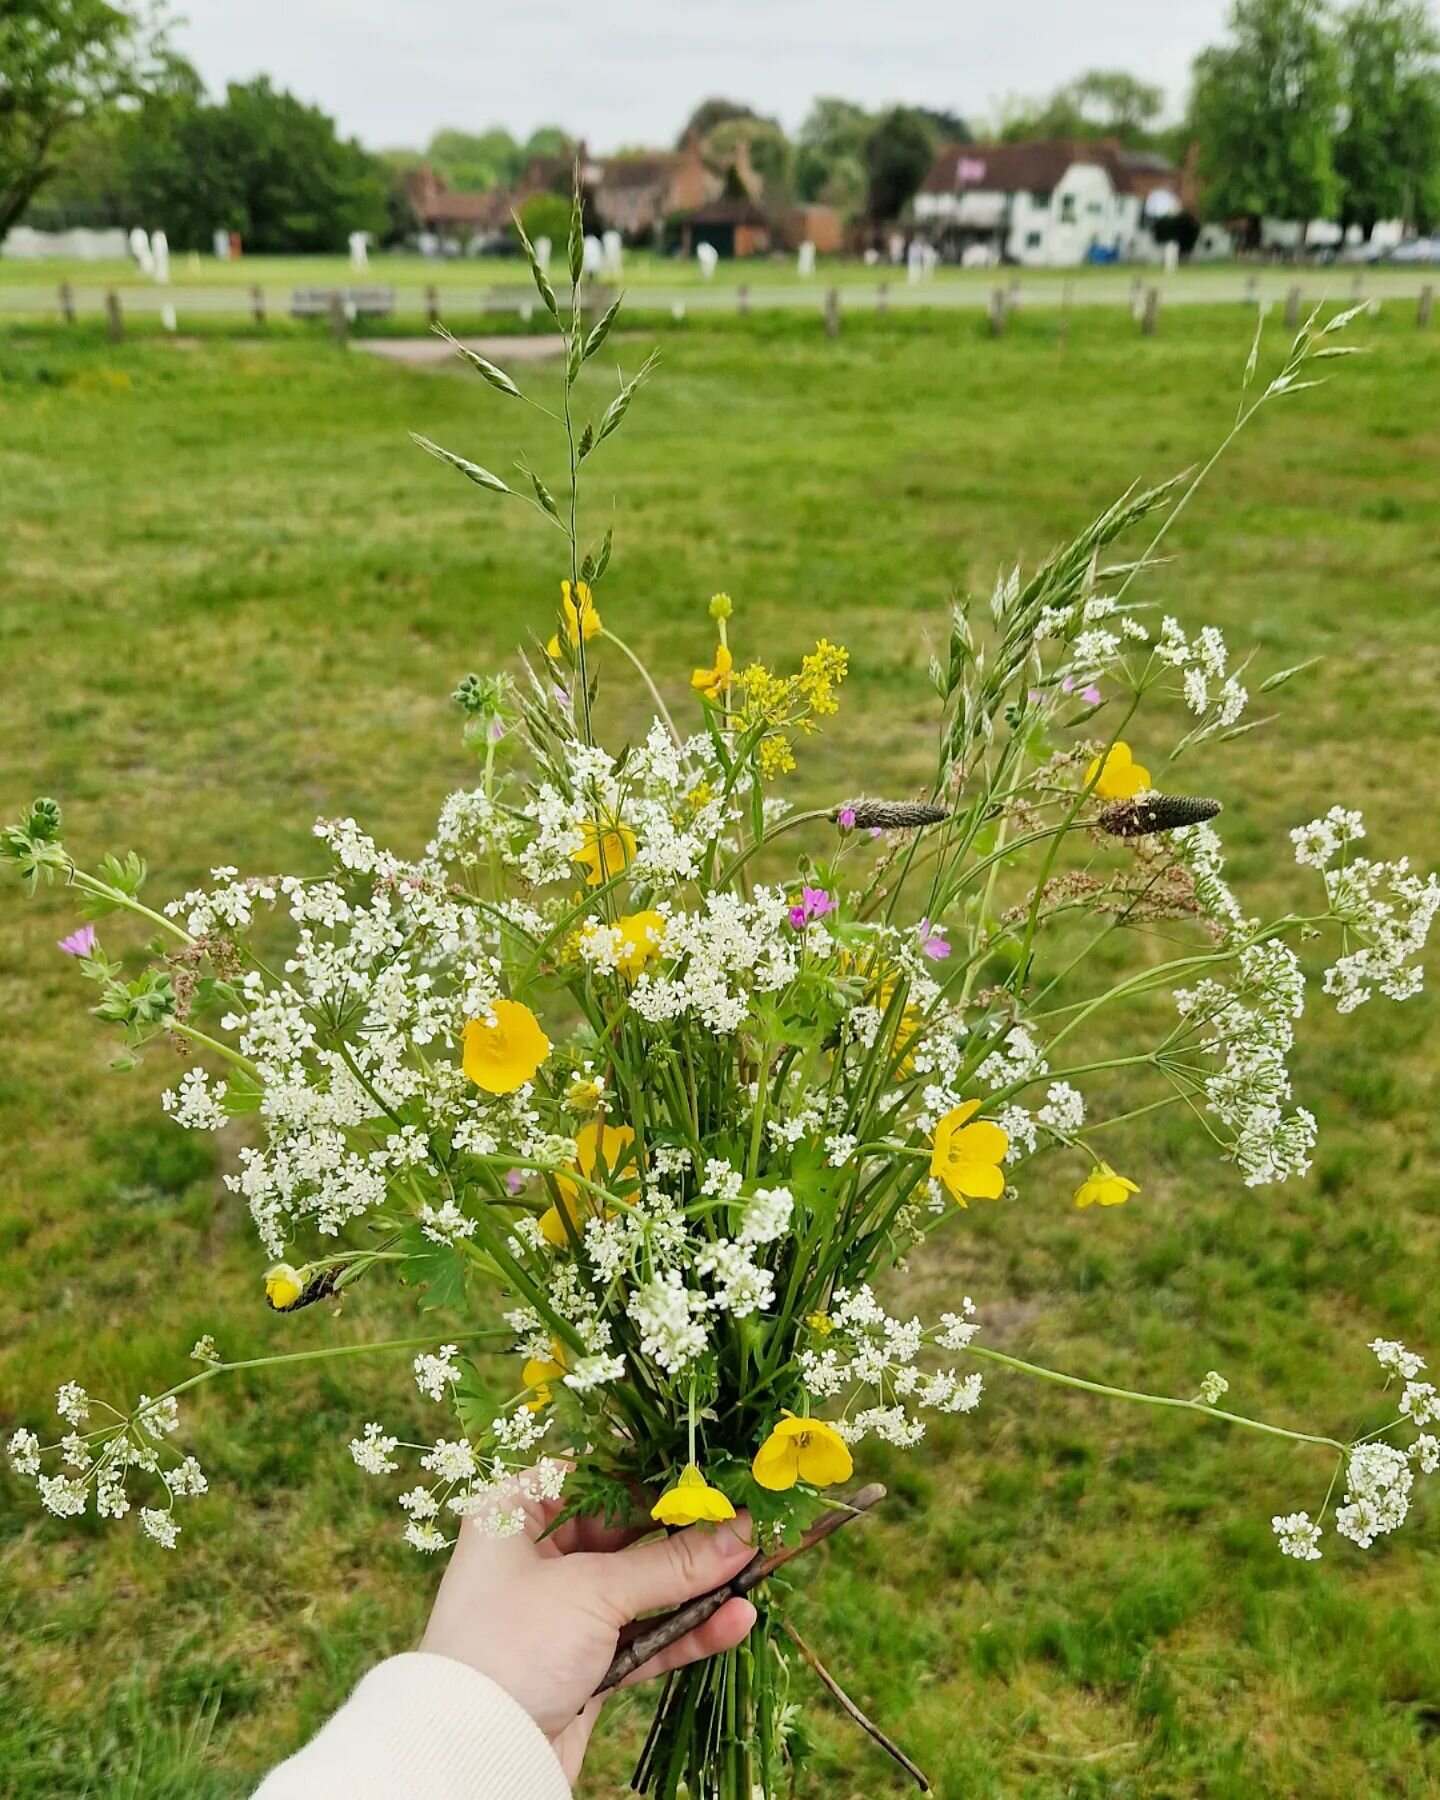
left=1, top=303, right=1438, bottom=1799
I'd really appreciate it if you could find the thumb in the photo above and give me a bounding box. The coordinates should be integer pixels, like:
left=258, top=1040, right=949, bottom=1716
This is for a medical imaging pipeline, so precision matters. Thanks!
left=579, top=1513, right=756, bottom=1624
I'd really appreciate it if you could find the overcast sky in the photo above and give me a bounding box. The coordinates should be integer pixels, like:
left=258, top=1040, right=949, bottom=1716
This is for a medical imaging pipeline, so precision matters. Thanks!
left=171, top=0, right=1234, bottom=152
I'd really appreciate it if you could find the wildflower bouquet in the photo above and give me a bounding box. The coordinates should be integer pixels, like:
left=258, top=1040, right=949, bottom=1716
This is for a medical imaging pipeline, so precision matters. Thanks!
left=6, top=202, right=1440, bottom=1797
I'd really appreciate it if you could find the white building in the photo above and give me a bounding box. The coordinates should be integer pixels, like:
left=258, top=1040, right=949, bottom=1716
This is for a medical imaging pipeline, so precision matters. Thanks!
left=914, top=140, right=1183, bottom=267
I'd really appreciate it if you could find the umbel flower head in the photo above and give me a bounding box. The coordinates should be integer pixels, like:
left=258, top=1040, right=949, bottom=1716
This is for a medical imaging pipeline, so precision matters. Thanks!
left=930, top=1102, right=1009, bottom=1205
left=462, top=999, right=551, bottom=1094
left=651, top=1463, right=737, bottom=1526
left=752, top=1411, right=854, bottom=1492
left=1074, top=1163, right=1140, bottom=1208
left=545, top=580, right=601, bottom=658
left=1086, top=741, right=1151, bottom=801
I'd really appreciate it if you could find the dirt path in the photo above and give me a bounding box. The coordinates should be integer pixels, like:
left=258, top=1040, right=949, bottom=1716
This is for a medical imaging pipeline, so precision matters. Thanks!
left=352, top=335, right=562, bottom=367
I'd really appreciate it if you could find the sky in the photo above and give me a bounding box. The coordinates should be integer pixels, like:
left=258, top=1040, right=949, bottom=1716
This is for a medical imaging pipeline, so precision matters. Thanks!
left=171, top=0, right=1234, bottom=152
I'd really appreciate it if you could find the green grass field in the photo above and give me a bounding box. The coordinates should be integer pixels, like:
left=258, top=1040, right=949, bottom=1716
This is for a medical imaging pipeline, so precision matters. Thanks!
left=2, top=303, right=1439, bottom=1798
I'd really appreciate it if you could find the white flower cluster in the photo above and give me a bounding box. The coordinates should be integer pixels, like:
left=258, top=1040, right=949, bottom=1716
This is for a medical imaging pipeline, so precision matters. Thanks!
left=797, top=1287, right=984, bottom=1446
left=628, top=889, right=801, bottom=1034
left=1272, top=1337, right=1440, bottom=1560
left=1176, top=940, right=1315, bottom=1186
left=6, top=1381, right=206, bottom=1549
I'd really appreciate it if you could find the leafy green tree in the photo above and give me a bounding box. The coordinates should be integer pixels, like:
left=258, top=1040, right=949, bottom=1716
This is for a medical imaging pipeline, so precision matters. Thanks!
left=1067, top=70, right=1165, bottom=142
left=863, top=106, right=937, bottom=219
left=1334, top=0, right=1440, bottom=230
left=675, top=97, right=765, bottom=146
left=1188, top=0, right=1341, bottom=225
left=917, top=106, right=972, bottom=142
left=121, top=78, right=388, bottom=252
left=795, top=97, right=871, bottom=207
left=705, top=115, right=794, bottom=200
left=523, top=125, right=569, bottom=160
left=426, top=126, right=522, bottom=192
left=0, top=0, right=177, bottom=235
left=515, top=190, right=569, bottom=249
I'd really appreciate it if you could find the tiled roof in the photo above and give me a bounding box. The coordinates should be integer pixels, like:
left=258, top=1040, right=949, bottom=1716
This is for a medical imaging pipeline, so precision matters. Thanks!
left=921, top=139, right=1179, bottom=199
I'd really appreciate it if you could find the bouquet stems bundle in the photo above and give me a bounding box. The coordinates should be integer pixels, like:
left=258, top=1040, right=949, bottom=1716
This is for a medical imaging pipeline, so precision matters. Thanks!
left=6, top=188, right=1439, bottom=1795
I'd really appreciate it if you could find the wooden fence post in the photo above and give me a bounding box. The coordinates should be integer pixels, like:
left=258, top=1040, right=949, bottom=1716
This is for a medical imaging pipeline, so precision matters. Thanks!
left=1129, top=274, right=1144, bottom=320
left=1284, top=285, right=1301, bottom=330
left=105, top=290, right=123, bottom=343
left=251, top=284, right=266, bottom=326
left=1350, top=271, right=1365, bottom=299
left=1419, top=285, right=1434, bottom=330
left=1007, top=275, right=1021, bottom=312
left=329, top=290, right=347, bottom=344
left=737, top=283, right=749, bottom=317
left=876, top=280, right=888, bottom=314
left=823, top=286, right=840, bottom=338
left=987, top=287, right=1006, bottom=336
left=1141, top=286, right=1159, bottom=335
left=1244, top=273, right=1259, bottom=305
left=58, top=281, right=75, bottom=324
left=426, top=283, right=440, bottom=327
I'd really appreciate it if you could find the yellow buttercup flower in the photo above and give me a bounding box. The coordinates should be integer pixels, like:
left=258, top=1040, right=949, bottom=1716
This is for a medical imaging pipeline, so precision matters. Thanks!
left=691, top=642, right=733, bottom=701
left=462, top=999, right=552, bottom=1094
left=545, top=580, right=602, bottom=658
left=752, top=1411, right=854, bottom=1492
left=572, top=817, right=637, bottom=887
left=650, top=1463, right=737, bottom=1526
left=1074, top=1163, right=1140, bottom=1209
left=930, top=1101, right=1009, bottom=1206
left=522, top=1341, right=567, bottom=1412
left=613, top=909, right=666, bottom=980
left=539, top=1119, right=636, bottom=1247
left=1085, top=741, right=1151, bottom=801
left=264, top=1264, right=304, bottom=1311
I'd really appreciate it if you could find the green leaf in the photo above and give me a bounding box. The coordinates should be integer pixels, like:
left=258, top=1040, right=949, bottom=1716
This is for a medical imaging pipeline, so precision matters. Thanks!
left=411, top=433, right=511, bottom=495
left=222, top=1069, right=265, bottom=1116
left=583, top=294, right=623, bottom=362
left=433, top=324, right=522, bottom=398
left=397, top=1223, right=470, bottom=1313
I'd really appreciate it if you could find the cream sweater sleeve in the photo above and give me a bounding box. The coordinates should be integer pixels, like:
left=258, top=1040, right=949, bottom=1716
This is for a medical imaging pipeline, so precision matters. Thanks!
left=252, top=1652, right=573, bottom=1800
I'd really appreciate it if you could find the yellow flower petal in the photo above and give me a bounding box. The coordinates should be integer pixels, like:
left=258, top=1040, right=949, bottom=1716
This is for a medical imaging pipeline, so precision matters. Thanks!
left=613, top=909, right=666, bottom=980
left=752, top=1411, right=852, bottom=1492
left=462, top=999, right=551, bottom=1094
left=572, top=818, right=636, bottom=887
left=930, top=1103, right=1010, bottom=1205
left=1085, top=742, right=1150, bottom=802
left=691, top=642, right=734, bottom=700
left=751, top=1434, right=801, bottom=1491
left=651, top=1463, right=736, bottom=1526
left=1074, top=1162, right=1141, bottom=1208
left=264, top=1264, right=304, bottom=1310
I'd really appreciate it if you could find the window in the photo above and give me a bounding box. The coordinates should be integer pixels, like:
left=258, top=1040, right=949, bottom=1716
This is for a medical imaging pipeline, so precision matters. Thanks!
left=1087, top=201, right=1103, bottom=216
left=1031, top=189, right=1052, bottom=208
left=1026, top=230, right=1043, bottom=249
left=1060, top=194, right=1077, bottom=223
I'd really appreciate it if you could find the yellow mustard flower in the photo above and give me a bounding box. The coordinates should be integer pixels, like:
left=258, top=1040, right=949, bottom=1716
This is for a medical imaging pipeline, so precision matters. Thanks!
left=564, top=1070, right=607, bottom=1114
left=264, top=1264, right=304, bottom=1311
left=572, top=817, right=637, bottom=887
left=545, top=580, right=602, bottom=658
left=930, top=1101, right=1009, bottom=1206
left=752, top=1410, right=854, bottom=1492
left=806, top=1311, right=834, bottom=1336
left=650, top=1463, right=737, bottom=1526
left=539, top=1119, right=636, bottom=1247
left=462, top=999, right=551, bottom=1094
left=691, top=642, right=733, bottom=701
left=1074, top=1162, right=1140, bottom=1208
left=1084, top=741, right=1151, bottom=801
left=613, top=909, right=666, bottom=980
left=522, top=1341, right=567, bottom=1412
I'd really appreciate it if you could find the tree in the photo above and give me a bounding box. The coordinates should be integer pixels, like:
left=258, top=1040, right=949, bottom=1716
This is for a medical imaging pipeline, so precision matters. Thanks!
left=795, top=97, right=871, bottom=207
left=0, top=0, right=175, bottom=235
left=705, top=115, right=794, bottom=201
left=676, top=97, right=768, bottom=146
left=515, top=190, right=569, bottom=249
left=121, top=78, right=389, bottom=252
left=918, top=106, right=972, bottom=142
left=426, top=127, right=522, bottom=192
left=1188, top=0, right=1340, bottom=226
left=864, top=106, right=937, bottom=219
left=1067, top=70, right=1165, bottom=142
left=1334, top=0, right=1440, bottom=231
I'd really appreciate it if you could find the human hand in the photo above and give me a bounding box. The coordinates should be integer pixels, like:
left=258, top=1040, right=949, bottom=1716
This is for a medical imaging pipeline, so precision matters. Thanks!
left=420, top=1496, right=757, bottom=1787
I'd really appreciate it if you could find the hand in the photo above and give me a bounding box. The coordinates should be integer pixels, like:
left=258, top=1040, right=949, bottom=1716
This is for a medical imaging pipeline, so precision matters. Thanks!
left=420, top=1495, right=758, bottom=1786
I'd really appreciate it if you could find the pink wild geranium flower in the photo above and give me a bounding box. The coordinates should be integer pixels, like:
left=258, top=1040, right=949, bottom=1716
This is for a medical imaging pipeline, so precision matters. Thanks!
left=916, top=918, right=951, bottom=960
left=58, top=923, right=98, bottom=958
